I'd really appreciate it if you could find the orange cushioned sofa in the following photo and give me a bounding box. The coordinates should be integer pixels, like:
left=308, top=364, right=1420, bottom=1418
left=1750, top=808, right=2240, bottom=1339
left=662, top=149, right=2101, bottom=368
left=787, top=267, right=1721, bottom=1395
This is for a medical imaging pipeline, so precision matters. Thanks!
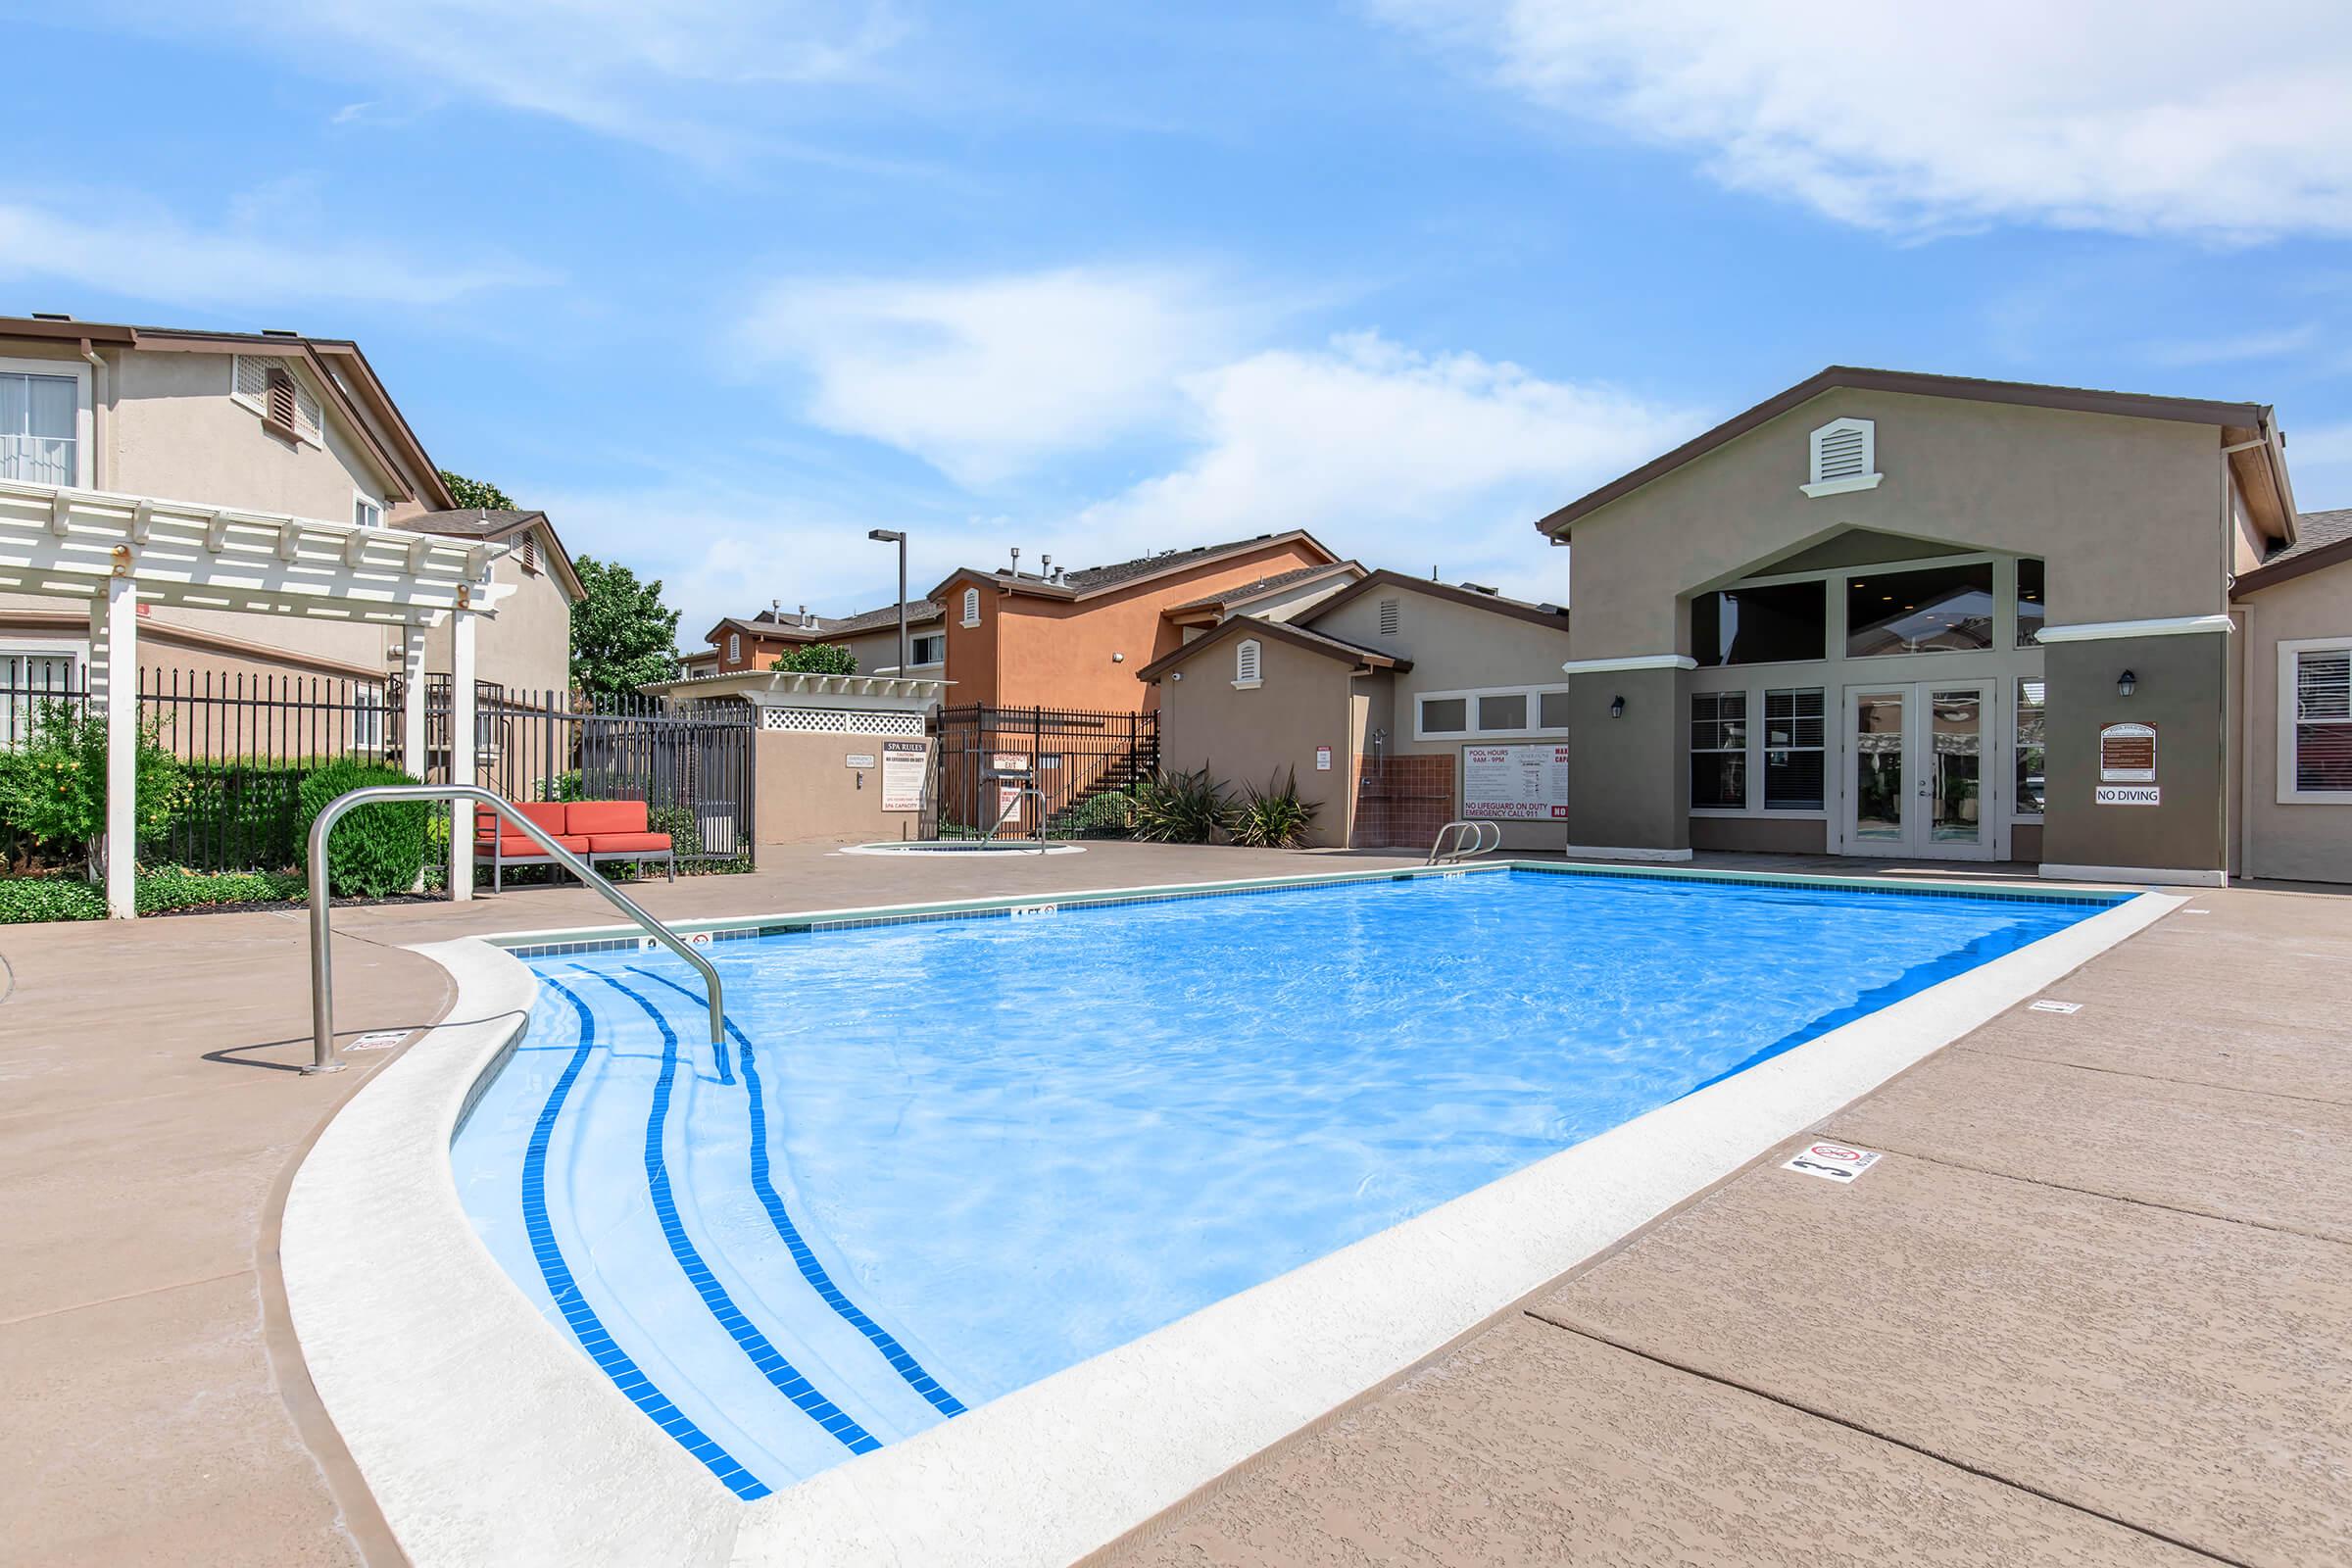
left=475, top=800, right=675, bottom=892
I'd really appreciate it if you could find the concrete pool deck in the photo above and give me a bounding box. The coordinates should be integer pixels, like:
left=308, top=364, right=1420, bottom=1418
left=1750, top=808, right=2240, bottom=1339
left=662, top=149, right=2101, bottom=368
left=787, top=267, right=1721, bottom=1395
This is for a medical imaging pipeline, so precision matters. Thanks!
left=3, top=845, right=2347, bottom=1566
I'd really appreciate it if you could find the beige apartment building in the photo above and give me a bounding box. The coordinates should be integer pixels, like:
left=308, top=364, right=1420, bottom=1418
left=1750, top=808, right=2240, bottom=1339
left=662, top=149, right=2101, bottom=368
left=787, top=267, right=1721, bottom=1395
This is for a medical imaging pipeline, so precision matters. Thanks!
left=0, top=312, right=579, bottom=729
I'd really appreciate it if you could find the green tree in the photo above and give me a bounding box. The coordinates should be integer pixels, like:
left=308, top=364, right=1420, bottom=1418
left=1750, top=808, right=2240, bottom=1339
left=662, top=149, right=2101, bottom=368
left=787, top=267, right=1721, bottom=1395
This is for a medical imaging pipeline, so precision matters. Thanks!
left=570, top=555, right=680, bottom=698
left=440, top=470, right=517, bottom=511
left=772, top=642, right=858, bottom=675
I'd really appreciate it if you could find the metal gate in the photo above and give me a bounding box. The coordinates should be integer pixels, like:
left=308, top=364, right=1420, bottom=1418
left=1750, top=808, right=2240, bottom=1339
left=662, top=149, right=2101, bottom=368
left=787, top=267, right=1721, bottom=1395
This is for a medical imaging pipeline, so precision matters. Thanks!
left=933, top=705, right=1158, bottom=839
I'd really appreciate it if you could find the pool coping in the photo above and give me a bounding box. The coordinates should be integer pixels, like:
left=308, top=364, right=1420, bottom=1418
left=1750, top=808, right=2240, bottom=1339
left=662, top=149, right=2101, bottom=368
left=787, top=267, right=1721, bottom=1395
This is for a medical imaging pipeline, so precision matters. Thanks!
left=280, top=860, right=2180, bottom=1568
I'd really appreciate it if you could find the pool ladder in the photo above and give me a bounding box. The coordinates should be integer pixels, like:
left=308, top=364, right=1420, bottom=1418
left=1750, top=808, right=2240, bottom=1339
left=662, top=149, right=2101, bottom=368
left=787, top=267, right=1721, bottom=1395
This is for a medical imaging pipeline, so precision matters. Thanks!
left=1427, top=819, right=1502, bottom=865
left=304, top=784, right=724, bottom=1075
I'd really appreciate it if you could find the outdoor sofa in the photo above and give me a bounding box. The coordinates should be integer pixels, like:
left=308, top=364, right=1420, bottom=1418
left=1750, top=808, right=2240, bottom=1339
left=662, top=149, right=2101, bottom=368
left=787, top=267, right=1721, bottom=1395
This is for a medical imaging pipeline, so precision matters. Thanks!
left=474, top=800, right=675, bottom=893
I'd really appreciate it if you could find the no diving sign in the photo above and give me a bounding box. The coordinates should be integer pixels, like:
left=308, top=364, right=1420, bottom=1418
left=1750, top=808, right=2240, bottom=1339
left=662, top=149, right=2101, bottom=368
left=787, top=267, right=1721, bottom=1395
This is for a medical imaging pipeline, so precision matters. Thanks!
left=1784, top=1142, right=1883, bottom=1184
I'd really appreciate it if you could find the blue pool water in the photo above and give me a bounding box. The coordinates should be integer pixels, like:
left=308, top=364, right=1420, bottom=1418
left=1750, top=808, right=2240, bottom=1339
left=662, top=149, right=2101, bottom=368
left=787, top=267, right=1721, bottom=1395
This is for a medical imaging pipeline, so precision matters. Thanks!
left=451, top=867, right=2112, bottom=1496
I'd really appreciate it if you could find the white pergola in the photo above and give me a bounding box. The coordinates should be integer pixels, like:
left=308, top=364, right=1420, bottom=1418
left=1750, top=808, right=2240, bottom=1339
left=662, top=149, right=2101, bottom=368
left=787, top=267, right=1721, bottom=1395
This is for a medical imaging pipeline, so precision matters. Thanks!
left=0, top=478, right=514, bottom=917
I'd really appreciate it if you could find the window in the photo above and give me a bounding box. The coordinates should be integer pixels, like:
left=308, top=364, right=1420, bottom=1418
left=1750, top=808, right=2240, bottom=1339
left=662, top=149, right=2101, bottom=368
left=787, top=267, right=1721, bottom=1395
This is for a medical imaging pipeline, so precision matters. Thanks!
left=2016, top=677, right=2046, bottom=817
left=961, top=586, right=981, bottom=626
left=351, top=687, right=387, bottom=753
left=726, top=632, right=741, bottom=664
left=1845, top=562, right=1995, bottom=657
left=0, top=370, right=77, bottom=485
left=1378, top=598, right=1400, bottom=636
left=909, top=633, right=945, bottom=666
left=232, top=355, right=322, bottom=444
left=353, top=495, right=383, bottom=530
left=1419, top=697, right=1468, bottom=734
left=1804, top=417, right=1880, bottom=495
left=1692, top=580, right=1827, bottom=666
left=1477, top=693, right=1526, bottom=730
left=1762, top=688, right=1826, bottom=809
left=1690, top=691, right=1747, bottom=809
left=1413, top=684, right=1572, bottom=740
left=2282, top=640, right=2352, bottom=802
left=2016, top=559, right=2045, bottom=647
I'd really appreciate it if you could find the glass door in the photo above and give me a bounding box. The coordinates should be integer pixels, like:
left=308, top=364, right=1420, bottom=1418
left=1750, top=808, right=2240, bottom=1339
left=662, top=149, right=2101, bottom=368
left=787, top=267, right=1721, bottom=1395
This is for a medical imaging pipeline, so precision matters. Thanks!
left=1842, top=682, right=1998, bottom=859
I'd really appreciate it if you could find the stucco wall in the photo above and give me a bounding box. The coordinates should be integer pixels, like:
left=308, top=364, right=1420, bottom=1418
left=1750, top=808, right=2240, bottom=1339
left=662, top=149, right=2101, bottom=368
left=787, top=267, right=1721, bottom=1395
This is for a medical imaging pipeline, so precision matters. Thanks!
left=2039, top=634, right=2230, bottom=874
left=424, top=545, right=574, bottom=695
left=753, top=732, right=934, bottom=846
left=1152, top=635, right=1359, bottom=848
left=1563, top=388, right=2228, bottom=659
left=2237, top=564, right=2352, bottom=884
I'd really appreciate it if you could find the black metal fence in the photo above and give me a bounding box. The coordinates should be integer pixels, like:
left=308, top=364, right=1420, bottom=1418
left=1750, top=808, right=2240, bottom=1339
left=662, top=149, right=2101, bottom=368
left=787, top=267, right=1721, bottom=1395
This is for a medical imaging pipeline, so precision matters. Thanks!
left=0, top=667, right=755, bottom=873
left=933, top=704, right=1158, bottom=838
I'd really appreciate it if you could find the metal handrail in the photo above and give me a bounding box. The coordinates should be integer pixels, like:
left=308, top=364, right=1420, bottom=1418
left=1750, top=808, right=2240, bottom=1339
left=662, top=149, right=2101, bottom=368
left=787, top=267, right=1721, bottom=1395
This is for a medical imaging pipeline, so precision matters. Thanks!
left=1426, top=818, right=1502, bottom=864
left=980, top=779, right=1054, bottom=854
left=306, top=784, right=724, bottom=1075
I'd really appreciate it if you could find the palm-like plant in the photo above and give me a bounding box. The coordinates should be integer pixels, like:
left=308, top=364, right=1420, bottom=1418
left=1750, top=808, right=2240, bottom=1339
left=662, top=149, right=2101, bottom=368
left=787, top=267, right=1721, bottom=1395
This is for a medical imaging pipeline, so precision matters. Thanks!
left=1130, top=767, right=1234, bottom=844
left=1229, top=767, right=1318, bottom=849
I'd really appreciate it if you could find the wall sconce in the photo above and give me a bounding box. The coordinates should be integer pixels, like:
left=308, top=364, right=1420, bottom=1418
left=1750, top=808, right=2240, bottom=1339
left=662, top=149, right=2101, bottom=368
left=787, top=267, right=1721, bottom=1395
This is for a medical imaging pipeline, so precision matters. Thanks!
left=1111, top=652, right=1125, bottom=663
left=2117, top=669, right=2137, bottom=699
left=1608, top=695, right=1625, bottom=718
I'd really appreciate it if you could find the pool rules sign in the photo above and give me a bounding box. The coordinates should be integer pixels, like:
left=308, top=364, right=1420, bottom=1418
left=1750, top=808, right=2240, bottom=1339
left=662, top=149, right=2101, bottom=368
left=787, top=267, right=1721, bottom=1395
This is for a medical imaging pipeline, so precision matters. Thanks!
left=881, top=739, right=926, bottom=811
left=1462, top=744, right=1570, bottom=820
left=2095, top=721, right=2159, bottom=807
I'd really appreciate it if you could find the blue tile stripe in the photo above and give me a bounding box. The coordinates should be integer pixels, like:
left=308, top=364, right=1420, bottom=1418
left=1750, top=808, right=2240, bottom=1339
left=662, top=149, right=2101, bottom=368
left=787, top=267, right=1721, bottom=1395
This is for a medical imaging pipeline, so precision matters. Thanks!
left=628, top=966, right=967, bottom=1420
left=568, top=971, right=883, bottom=1457
left=524, top=981, right=771, bottom=1500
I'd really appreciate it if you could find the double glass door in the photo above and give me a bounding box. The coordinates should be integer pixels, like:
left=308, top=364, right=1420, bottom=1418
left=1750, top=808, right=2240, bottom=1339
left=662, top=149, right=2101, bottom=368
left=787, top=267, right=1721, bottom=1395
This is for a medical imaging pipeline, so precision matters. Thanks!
left=1842, top=681, right=1997, bottom=859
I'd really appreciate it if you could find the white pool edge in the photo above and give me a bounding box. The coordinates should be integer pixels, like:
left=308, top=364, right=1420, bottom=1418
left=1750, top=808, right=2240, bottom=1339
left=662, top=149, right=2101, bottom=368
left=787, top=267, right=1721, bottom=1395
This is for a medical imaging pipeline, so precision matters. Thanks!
left=282, top=875, right=2180, bottom=1568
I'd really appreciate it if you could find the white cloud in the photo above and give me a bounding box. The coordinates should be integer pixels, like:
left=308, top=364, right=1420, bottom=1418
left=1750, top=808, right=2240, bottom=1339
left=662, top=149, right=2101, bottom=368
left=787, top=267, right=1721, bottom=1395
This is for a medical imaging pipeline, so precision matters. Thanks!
left=1045, top=331, right=1697, bottom=605
left=124, top=0, right=906, bottom=161
left=0, top=200, right=550, bottom=309
left=1378, top=0, right=2352, bottom=239
left=746, top=268, right=1258, bottom=487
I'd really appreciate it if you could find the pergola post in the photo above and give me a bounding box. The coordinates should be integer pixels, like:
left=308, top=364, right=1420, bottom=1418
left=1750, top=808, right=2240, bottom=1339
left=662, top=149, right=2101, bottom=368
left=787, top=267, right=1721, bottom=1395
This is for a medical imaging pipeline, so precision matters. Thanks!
left=449, top=610, right=477, bottom=901
left=87, top=574, right=139, bottom=919
left=400, top=626, right=428, bottom=779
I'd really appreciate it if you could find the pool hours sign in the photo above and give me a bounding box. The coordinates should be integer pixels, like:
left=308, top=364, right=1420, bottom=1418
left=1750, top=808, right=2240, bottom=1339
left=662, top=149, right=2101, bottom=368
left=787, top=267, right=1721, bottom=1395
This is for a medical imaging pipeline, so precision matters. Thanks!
left=1462, top=744, right=1570, bottom=820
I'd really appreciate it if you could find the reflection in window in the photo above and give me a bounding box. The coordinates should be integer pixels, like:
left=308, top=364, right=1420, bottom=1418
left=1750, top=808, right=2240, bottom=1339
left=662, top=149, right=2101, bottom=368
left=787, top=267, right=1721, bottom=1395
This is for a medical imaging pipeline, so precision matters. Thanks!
left=2016, top=678, right=2046, bottom=815
left=1690, top=691, right=1746, bottom=809
left=1692, top=580, right=1827, bottom=666
left=2016, top=559, right=2044, bottom=647
left=1538, top=689, right=1572, bottom=729
left=1477, top=693, right=1526, bottom=731
left=1846, top=563, right=1995, bottom=656
left=1763, top=688, right=1825, bottom=809
left=1420, top=697, right=1467, bottom=734
left=2293, top=648, right=2352, bottom=794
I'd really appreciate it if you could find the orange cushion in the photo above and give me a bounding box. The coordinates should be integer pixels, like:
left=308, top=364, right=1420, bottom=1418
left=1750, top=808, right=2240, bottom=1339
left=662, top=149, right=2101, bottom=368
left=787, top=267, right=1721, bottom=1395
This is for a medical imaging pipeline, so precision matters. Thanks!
left=491, top=834, right=590, bottom=858
left=565, top=801, right=648, bottom=836
left=587, top=832, right=671, bottom=854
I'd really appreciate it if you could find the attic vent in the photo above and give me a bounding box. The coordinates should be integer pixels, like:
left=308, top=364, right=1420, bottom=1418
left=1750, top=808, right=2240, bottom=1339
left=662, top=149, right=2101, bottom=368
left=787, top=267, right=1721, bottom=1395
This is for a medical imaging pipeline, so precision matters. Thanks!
left=1235, top=637, right=1262, bottom=686
left=961, top=586, right=981, bottom=626
left=520, top=532, right=540, bottom=573
left=1803, top=417, right=1882, bottom=497
left=231, top=355, right=321, bottom=444
left=1378, top=598, right=1400, bottom=636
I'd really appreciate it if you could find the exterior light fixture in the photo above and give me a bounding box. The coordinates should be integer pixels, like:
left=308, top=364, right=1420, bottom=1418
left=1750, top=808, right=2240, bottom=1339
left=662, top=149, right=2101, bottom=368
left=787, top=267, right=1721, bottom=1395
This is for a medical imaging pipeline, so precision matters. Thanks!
left=1111, top=652, right=1125, bottom=662
left=866, top=528, right=909, bottom=675
left=1170, top=670, right=1184, bottom=681
left=2117, top=669, right=2137, bottom=698
left=1608, top=695, right=1625, bottom=718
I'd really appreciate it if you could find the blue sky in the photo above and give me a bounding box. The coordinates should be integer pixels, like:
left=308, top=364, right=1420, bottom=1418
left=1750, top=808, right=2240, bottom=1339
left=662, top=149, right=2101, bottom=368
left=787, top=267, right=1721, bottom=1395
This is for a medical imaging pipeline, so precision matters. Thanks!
left=3, top=1, right=2349, bottom=641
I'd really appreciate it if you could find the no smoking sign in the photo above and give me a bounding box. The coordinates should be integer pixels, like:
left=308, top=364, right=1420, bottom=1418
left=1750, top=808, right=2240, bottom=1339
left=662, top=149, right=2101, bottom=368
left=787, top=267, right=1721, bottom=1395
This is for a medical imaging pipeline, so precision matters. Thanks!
left=1783, top=1141, right=1883, bottom=1184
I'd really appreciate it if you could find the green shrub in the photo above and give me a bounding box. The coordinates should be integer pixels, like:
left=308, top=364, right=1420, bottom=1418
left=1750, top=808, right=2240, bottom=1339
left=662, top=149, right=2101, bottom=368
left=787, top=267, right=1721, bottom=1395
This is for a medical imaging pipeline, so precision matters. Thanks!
left=296, top=759, right=429, bottom=898
left=0, top=876, right=107, bottom=923
left=136, top=866, right=310, bottom=914
left=0, top=703, right=189, bottom=878
left=156, top=760, right=318, bottom=872
left=1229, top=767, right=1319, bottom=849
left=773, top=642, right=858, bottom=675
left=1130, top=767, right=1234, bottom=845
left=536, top=769, right=587, bottom=803
left=1049, top=786, right=1138, bottom=839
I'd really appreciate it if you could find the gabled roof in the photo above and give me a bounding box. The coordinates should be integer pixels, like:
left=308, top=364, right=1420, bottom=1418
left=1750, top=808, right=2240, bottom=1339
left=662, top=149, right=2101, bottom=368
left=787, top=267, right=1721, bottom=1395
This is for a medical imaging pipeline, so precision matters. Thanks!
left=702, top=599, right=943, bottom=648
left=2233, top=508, right=2352, bottom=598
left=1134, top=612, right=1410, bottom=683
left=0, top=314, right=458, bottom=510
left=929, top=530, right=1340, bottom=604
left=1533, top=366, right=2291, bottom=544
left=1302, top=567, right=1570, bottom=633
left=397, top=508, right=585, bottom=602
left=1161, top=561, right=1363, bottom=615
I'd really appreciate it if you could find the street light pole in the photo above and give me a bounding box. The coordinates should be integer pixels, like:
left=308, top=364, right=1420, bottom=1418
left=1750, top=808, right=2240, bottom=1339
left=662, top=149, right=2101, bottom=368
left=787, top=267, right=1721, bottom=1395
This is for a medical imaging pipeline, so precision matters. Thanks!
left=867, top=528, right=908, bottom=675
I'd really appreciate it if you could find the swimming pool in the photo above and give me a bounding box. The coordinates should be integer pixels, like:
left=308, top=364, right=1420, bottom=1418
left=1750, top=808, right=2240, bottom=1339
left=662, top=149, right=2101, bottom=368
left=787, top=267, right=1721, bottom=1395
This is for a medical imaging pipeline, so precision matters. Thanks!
left=448, top=863, right=2118, bottom=1500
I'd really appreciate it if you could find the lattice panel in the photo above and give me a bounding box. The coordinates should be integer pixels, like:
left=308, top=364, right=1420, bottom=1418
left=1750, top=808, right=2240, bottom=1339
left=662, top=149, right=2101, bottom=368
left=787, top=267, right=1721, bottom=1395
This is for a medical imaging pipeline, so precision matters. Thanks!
left=760, top=707, right=926, bottom=736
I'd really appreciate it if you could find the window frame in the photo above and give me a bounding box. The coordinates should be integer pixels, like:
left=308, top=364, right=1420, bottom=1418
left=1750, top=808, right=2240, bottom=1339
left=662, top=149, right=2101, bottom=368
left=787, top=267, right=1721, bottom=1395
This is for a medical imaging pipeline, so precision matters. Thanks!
left=1412, top=683, right=1572, bottom=742
left=908, top=632, right=946, bottom=668
left=2014, top=675, right=2047, bottom=821
left=0, top=356, right=95, bottom=488
left=1688, top=686, right=1833, bottom=820
left=2278, top=636, right=2352, bottom=805
left=1690, top=689, right=1749, bottom=811
left=352, top=491, right=384, bottom=531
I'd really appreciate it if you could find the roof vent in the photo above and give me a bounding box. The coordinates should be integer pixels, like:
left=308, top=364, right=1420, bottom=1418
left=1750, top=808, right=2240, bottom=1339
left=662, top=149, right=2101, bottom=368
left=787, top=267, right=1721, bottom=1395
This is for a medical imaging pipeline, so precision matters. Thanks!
left=1461, top=581, right=1497, bottom=596
left=261, top=327, right=301, bottom=337
left=1804, top=417, right=1883, bottom=497
left=30, top=312, right=71, bottom=321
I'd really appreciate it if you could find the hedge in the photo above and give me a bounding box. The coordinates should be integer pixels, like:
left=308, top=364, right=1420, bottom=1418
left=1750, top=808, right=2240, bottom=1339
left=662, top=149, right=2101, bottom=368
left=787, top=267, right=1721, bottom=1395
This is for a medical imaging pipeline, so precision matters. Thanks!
left=296, top=760, right=430, bottom=898
left=0, top=877, right=107, bottom=923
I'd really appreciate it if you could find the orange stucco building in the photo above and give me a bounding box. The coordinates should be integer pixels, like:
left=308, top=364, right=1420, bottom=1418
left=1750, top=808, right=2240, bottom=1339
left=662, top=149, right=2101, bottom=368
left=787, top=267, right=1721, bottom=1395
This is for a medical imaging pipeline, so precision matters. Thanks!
left=931, top=533, right=1350, bottom=711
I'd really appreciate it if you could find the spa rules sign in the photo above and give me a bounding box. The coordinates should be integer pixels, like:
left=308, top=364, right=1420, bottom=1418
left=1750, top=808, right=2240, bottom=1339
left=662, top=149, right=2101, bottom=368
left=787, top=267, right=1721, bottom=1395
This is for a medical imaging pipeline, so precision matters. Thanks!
left=1463, top=744, right=1570, bottom=820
